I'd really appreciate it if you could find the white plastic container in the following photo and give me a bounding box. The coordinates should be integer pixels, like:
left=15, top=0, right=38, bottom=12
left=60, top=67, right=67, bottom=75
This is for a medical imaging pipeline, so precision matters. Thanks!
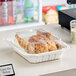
left=6, top=29, right=70, bottom=63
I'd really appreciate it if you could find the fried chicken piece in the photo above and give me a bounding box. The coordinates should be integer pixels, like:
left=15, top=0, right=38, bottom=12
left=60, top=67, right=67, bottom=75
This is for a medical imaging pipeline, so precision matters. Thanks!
left=47, top=41, right=57, bottom=51
left=29, top=34, right=49, bottom=43
left=37, top=31, right=52, bottom=40
left=29, top=34, right=49, bottom=53
left=15, top=34, right=28, bottom=50
left=15, top=34, right=35, bottom=54
left=15, top=34, right=49, bottom=54
left=15, top=34, right=62, bottom=54
left=34, top=42, right=48, bottom=54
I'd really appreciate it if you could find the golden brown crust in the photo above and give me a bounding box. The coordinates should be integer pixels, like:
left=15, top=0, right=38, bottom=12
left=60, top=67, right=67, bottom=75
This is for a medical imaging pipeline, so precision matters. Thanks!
left=29, top=34, right=49, bottom=53
left=29, top=34, right=49, bottom=43
left=37, top=31, right=52, bottom=40
left=15, top=34, right=29, bottom=51
left=47, top=41, right=57, bottom=51
left=15, top=34, right=35, bottom=54
left=34, top=42, right=48, bottom=54
left=15, top=33, right=62, bottom=54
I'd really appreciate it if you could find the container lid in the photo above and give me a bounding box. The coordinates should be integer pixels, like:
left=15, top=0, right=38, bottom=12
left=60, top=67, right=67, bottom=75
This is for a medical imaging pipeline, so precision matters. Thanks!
left=14, top=29, right=62, bottom=54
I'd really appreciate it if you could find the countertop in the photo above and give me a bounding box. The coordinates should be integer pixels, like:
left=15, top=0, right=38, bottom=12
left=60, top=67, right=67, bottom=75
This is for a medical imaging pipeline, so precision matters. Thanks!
left=0, top=24, right=76, bottom=76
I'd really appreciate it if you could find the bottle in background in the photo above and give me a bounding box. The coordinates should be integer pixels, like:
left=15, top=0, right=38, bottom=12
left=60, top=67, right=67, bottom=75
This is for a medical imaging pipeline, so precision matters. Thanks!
left=1, top=0, right=8, bottom=25
left=13, top=0, right=16, bottom=24
left=8, top=0, right=15, bottom=25
left=0, top=1, right=2, bottom=25
left=16, top=0, right=24, bottom=24
left=24, top=0, right=34, bottom=22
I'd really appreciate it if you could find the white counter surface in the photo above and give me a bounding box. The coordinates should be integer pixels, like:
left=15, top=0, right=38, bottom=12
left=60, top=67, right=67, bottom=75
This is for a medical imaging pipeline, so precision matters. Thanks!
left=0, top=24, right=76, bottom=76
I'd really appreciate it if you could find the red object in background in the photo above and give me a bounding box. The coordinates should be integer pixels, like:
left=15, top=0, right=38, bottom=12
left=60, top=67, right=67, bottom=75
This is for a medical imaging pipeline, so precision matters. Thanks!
left=0, top=0, right=7, bottom=25
left=0, top=2, right=2, bottom=25
left=8, top=0, right=15, bottom=25
left=42, top=6, right=57, bottom=14
left=0, top=0, right=3, bottom=5
left=0, top=0, right=15, bottom=26
left=42, top=4, right=66, bottom=14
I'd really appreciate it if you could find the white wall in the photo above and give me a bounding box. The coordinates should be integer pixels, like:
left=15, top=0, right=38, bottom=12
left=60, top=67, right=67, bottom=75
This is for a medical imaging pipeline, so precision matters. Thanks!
left=42, top=0, right=67, bottom=6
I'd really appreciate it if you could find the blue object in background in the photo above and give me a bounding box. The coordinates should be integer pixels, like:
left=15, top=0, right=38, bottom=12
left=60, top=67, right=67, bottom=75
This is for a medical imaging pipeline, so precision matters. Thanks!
left=24, top=0, right=34, bottom=22
left=57, top=6, right=72, bottom=11
left=25, top=8, right=34, bottom=18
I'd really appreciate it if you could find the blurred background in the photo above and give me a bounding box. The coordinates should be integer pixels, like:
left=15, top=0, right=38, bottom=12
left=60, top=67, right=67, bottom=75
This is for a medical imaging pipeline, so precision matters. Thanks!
left=0, top=0, right=75, bottom=29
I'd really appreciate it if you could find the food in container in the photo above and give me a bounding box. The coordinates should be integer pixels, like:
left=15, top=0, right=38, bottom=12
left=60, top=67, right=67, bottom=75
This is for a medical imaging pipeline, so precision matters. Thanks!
left=15, top=29, right=62, bottom=54
left=6, top=29, right=69, bottom=63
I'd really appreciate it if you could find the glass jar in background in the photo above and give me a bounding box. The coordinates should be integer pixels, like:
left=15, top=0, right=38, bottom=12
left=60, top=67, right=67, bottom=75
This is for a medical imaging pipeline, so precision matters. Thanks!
left=70, top=20, right=76, bottom=44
